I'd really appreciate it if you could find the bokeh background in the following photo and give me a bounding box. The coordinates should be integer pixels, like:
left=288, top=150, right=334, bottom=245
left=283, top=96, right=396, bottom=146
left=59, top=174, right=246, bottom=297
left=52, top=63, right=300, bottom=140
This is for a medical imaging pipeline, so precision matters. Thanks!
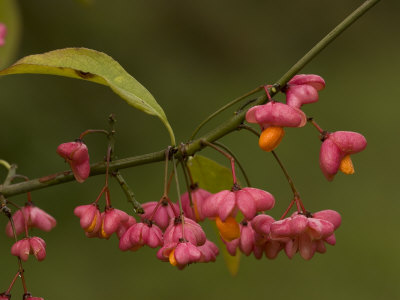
left=1, top=0, right=399, bottom=299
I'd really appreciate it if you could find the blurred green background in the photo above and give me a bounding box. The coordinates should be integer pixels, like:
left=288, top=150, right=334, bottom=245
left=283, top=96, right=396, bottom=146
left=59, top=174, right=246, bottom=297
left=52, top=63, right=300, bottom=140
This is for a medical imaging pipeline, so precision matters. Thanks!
left=1, top=0, right=399, bottom=299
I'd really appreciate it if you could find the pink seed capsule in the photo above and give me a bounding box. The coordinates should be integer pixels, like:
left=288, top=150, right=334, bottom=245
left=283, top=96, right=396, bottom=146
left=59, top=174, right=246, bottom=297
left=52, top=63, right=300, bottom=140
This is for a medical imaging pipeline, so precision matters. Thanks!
left=246, top=101, right=307, bottom=151
left=157, top=241, right=202, bottom=270
left=181, top=186, right=212, bottom=222
left=246, top=101, right=307, bottom=129
left=99, top=208, right=129, bottom=239
left=140, top=200, right=178, bottom=230
left=11, top=237, right=46, bottom=262
left=57, top=140, right=90, bottom=183
left=0, top=293, right=11, bottom=300
left=270, top=210, right=341, bottom=260
left=119, top=222, right=163, bottom=251
left=202, top=187, right=275, bottom=222
left=163, top=216, right=206, bottom=246
left=74, top=204, right=101, bottom=235
left=319, top=131, right=367, bottom=181
left=23, top=293, right=45, bottom=300
left=285, top=74, right=325, bottom=109
left=6, top=203, right=56, bottom=237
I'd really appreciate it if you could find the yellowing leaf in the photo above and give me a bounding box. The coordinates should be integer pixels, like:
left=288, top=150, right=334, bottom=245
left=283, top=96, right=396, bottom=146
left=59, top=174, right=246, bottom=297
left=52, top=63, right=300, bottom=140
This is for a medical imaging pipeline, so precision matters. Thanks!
left=0, top=48, right=175, bottom=145
left=212, top=222, right=240, bottom=276
left=221, top=241, right=241, bottom=276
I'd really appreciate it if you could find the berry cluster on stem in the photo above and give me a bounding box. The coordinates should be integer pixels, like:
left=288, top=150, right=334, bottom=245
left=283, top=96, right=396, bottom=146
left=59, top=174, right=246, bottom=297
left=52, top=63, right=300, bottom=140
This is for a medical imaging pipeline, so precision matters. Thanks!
left=0, top=1, right=379, bottom=294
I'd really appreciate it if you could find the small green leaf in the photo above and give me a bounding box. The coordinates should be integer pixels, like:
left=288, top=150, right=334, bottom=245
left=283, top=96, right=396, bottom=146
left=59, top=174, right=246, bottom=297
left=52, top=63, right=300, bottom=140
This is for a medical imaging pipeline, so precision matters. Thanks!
left=187, top=155, right=233, bottom=193
left=0, top=0, right=22, bottom=69
left=0, top=47, right=175, bottom=145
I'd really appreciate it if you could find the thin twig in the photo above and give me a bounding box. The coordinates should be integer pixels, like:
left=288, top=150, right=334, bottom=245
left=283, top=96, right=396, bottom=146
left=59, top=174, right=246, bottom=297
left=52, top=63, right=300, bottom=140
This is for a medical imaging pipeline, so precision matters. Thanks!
left=79, top=129, right=109, bottom=140
left=180, top=159, right=194, bottom=206
left=271, top=150, right=300, bottom=199
left=201, top=139, right=238, bottom=185
left=113, top=171, right=144, bottom=214
left=189, top=86, right=263, bottom=140
left=212, top=141, right=251, bottom=187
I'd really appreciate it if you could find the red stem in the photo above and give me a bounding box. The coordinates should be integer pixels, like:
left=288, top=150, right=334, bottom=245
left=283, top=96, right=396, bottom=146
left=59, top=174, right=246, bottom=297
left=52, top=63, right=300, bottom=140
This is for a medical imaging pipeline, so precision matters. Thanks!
left=148, top=197, right=164, bottom=221
left=105, top=189, right=111, bottom=208
left=296, top=197, right=307, bottom=214
left=295, top=199, right=302, bottom=212
left=26, top=192, right=32, bottom=203
left=229, top=157, right=238, bottom=185
left=167, top=197, right=180, bottom=218
left=94, top=146, right=113, bottom=206
left=22, top=209, right=29, bottom=238
left=308, top=119, right=325, bottom=134
left=18, top=258, right=28, bottom=294
left=104, top=146, right=112, bottom=187
left=263, top=85, right=273, bottom=101
left=280, top=199, right=295, bottom=220
left=5, top=210, right=28, bottom=294
left=166, top=171, right=175, bottom=195
left=6, top=271, right=20, bottom=294
left=93, top=186, right=107, bottom=204
left=201, top=139, right=238, bottom=185
left=79, top=129, right=109, bottom=140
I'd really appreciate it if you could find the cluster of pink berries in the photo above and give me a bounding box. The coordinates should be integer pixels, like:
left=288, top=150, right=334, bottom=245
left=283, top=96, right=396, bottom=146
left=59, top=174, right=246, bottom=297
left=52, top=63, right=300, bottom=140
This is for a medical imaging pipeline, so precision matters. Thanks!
left=6, top=203, right=56, bottom=262
left=58, top=75, right=366, bottom=266
left=73, top=195, right=220, bottom=269
left=52, top=74, right=366, bottom=265
left=246, top=75, right=325, bottom=151
left=246, top=74, right=367, bottom=180
left=3, top=201, right=55, bottom=299
left=67, top=167, right=341, bottom=263
left=1, top=141, right=90, bottom=298
left=2, top=73, right=367, bottom=298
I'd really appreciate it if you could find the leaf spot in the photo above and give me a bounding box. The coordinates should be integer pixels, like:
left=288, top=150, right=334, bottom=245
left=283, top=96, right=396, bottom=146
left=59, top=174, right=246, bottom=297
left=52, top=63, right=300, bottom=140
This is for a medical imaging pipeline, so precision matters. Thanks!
left=75, top=70, right=95, bottom=79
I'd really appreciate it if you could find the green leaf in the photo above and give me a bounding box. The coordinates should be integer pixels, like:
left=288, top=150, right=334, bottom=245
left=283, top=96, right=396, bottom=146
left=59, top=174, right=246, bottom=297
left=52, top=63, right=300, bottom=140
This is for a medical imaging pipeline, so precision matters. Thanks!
left=187, top=155, right=233, bottom=193
left=0, top=0, right=22, bottom=69
left=0, top=47, right=175, bottom=145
